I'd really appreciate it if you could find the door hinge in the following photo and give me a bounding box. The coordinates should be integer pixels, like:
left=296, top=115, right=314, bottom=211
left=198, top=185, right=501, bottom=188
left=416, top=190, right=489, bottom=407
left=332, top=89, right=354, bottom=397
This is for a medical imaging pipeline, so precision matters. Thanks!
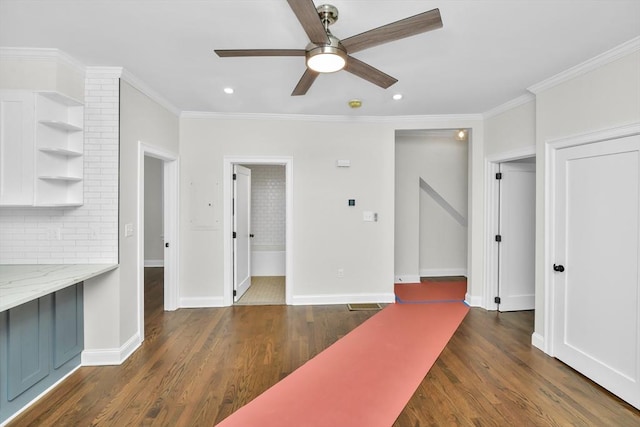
left=494, top=296, right=501, bottom=304
left=495, top=234, right=502, bottom=242
left=233, top=173, right=237, bottom=180
left=233, top=231, right=237, bottom=238
left=233, top=290, right=237, bottom=297
left=496, top=172, right=503, bottom=180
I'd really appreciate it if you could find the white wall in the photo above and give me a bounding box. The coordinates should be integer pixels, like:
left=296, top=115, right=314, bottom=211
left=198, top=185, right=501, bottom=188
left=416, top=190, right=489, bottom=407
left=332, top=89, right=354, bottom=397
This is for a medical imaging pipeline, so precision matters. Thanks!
left=84, top=76, right=179, bottom=359
left=395, top=131, right=468, bottom=280
left=180, top=118, right=396, bottom=304
left=532, top=49, right=640, bottom=343
left=117, top=79, right=179, bottom=344
left=179, top=115, right=485, bottom=305
left=485, top=99, right=536, bottom=157
left=144, top=156, right=164, bottom=265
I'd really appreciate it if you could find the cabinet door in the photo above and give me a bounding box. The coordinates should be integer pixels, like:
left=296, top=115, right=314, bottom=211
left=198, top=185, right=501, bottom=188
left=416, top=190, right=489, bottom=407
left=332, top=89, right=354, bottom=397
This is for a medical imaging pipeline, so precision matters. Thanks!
left=6, top=297, right=51, bottom=401
left=53, top=283, right=84, bottom=368
left=0, top=90, right=35, bottom=205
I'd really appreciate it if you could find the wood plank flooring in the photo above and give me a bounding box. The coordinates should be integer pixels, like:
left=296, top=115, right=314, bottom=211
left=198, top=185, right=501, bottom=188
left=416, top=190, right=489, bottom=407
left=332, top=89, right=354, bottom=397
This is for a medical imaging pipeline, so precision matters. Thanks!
left=9, top=268, right=639, bottom=426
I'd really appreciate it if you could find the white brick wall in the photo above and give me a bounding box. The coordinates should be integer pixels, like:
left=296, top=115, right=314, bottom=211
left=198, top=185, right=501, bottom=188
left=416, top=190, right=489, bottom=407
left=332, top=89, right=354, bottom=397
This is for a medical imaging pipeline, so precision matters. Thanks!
left=247, top=165, right=285, bottom=248
left=0, top=68, right=120, bottom=264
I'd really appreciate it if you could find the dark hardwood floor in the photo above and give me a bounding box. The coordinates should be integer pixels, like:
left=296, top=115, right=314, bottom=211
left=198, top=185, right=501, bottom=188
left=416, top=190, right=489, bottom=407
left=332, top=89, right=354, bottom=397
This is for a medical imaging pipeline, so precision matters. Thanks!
left=9, top=268, right=639, bottom=426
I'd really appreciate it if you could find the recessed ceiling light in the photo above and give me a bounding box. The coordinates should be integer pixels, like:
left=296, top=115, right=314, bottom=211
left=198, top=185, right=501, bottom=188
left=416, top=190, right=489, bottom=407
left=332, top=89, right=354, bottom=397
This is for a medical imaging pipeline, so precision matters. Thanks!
left=392, top=93, right=403, bottom=101
left=223, top=87, right=234, bottom=94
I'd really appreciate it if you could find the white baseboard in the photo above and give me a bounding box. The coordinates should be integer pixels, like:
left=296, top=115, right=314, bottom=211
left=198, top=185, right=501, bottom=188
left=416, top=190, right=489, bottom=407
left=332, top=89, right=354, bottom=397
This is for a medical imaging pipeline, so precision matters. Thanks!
left=179, top=296, right=226, bottom=308
left=465, top=293, right=483, bottom=307
left=144, top=259, right=164, bottom=267
left=531, top=332, right=546, bottom=352
left=419, top=268, right=467, bottom=277
left=394, top=274, right=421, bottom=283
left=82, top=333, right=142, bottom=366
left=291, top=293, right=396, bottom=306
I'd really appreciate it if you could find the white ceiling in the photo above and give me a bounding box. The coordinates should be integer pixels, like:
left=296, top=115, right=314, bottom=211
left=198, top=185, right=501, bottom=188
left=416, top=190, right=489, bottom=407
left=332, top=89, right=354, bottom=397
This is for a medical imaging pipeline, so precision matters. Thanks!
left=1, top=0, right=639, bottom=116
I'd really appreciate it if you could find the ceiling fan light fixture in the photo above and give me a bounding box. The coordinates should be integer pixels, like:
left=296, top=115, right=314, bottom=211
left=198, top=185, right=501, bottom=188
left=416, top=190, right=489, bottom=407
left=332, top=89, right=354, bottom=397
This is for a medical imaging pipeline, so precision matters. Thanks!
left=306, top=35, right=347, bottom=73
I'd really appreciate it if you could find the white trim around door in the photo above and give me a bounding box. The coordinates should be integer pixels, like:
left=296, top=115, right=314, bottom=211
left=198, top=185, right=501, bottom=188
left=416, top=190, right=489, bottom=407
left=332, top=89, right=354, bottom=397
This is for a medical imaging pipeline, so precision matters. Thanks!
left=544, top=122, right=640, bottom=356
left=484, top=145, right=536, bottom=311
left=223, top=156, right=294, bottom=306
left=137, top=142, right=180, bottom=342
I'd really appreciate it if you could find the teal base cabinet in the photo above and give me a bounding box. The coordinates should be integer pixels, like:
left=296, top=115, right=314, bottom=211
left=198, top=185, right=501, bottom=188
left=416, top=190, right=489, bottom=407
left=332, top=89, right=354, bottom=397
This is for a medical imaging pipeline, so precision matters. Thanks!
left=0, top=283, right=83, bottom=423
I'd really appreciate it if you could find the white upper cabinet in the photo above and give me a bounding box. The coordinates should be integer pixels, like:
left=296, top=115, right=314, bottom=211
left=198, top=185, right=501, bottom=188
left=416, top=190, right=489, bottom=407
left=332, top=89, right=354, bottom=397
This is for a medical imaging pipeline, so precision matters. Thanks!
left=0, top=90, right=84, bottom=207
left=0, top=90, right=35, bottom=206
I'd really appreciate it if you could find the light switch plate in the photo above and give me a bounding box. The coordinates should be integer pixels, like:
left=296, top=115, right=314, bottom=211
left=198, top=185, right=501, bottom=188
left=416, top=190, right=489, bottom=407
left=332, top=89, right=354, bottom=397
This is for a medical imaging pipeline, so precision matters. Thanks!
left=363, top=211, right=378, bottom=222
left=124, top=223, right=134, bottom=237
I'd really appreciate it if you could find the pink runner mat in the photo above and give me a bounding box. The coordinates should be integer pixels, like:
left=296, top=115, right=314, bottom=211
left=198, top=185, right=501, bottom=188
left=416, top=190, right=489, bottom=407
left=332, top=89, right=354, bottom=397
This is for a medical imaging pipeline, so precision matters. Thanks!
left=216, top=293, right=468, bottom=426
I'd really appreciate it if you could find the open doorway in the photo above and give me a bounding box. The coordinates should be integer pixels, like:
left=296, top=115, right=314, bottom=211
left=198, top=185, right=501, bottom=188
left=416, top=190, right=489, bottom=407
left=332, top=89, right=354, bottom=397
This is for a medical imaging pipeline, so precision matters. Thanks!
left=144, top=156, right=165, bottom=318
left=394, top=129, right=469, bottom=283
left=485, top=148, right=536, bottom=311
left=234, top=164, right=287, bottom=305
left=223, top=156, right=293, bottom=306
left=137, top=143, right=179, bottom=341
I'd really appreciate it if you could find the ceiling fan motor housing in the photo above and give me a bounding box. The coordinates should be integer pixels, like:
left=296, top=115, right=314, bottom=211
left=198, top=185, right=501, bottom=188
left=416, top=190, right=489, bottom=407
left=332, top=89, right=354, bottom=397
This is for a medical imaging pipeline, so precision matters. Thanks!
left=317, top=4, right=339, bottom=26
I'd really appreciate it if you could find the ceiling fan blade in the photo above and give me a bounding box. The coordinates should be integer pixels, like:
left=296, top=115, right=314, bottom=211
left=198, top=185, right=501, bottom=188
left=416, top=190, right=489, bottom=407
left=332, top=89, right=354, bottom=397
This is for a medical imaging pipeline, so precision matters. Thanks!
left=344, top=56, right=398, bottom=89
left=215, top=49, right=306, bottom=57
left=342, top=8, right=442, bottom=54
left=291, top=68, right=319, bottom=96
left=286, top=0, right=330, bottom=45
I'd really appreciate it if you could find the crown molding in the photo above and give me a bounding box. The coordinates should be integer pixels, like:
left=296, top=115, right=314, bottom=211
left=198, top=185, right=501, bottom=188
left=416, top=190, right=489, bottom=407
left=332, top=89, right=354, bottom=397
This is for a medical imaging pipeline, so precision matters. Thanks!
left=180, top=111, right=483, bottom=124
left=528, top=36, right=640, bottom=94
left=0, top=47, right=85, bottom=75
left=483, top=93, right=535, bottom=119
left=85, top=66, right=123, bottom=78
left=120, top=69, right=180, bottom=117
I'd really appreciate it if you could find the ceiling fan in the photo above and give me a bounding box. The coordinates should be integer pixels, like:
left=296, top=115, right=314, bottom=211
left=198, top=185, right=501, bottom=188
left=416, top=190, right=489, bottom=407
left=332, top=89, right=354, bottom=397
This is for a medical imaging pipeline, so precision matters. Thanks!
left=214, top=0, right=443, bottom=96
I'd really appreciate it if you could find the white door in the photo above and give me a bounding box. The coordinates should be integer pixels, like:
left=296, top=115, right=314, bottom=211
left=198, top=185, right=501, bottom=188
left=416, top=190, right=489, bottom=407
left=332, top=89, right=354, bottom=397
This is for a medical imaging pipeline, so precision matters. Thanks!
left=553, top=134, right=640, bottom=409
left=497, top=162, right=536, bottom=312
left=233, top=165, right=252, bottom=302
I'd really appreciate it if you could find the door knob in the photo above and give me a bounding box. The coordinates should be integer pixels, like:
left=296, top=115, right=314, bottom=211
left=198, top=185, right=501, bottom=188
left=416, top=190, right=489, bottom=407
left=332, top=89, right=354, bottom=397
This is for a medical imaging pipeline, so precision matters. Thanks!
left=553, top=264, right=565, bottom=272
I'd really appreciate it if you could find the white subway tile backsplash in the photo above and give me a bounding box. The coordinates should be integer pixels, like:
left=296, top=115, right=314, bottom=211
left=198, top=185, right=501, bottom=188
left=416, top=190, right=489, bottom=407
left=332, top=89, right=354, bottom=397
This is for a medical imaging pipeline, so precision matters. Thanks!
left=246, top=165, right=286, bottom=248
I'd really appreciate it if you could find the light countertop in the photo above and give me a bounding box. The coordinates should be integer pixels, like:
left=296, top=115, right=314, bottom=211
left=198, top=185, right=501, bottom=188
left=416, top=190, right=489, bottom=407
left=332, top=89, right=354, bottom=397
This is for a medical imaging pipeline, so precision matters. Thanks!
left=0, top=264, right=118, bottom=312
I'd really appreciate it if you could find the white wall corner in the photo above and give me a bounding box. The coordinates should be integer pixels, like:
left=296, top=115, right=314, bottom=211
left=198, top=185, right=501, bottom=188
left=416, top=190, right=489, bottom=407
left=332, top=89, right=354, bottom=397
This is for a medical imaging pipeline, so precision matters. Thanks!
left=528, top=36, right=640, bottom=94
left=291, top=293, right=396, bottom=306
left=82, top=333, right=142, bottom=366
left=464, top=293, right=483, bottom=307
left=531, top=332, right=545, bottom=352
left=394, top=274, right=421, bottom=284
left=179, top=296, right=226, bottom=308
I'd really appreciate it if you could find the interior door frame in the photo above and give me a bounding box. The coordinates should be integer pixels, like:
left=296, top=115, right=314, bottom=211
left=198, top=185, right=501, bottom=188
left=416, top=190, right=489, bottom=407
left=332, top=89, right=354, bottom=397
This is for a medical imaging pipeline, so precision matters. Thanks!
left=544, top=122, right=640, bottom=355
left=484, top=146, right=535, bottom=310
left=223, top=156, right=293, bottom=306
left=137, top=142, right=180, bottom=341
